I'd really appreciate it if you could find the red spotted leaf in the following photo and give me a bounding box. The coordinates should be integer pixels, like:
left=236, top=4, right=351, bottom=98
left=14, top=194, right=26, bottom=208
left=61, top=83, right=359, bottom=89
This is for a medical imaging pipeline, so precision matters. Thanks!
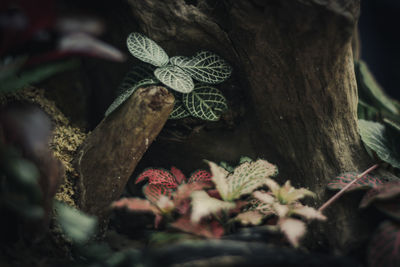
left=143, top=184, right=172, bottom=205
left=360, top=181, right=400, bottom=208
left=327, top=172, right=384, bottom=192
left=188, top=169, right=212, bottom=186
left=136, top=168, right=178, bottom=189
left=170, top=166, right=187, bottom=184
left=170, top=216, right=224, bottom=239
left=367, top=221, right=400, bottom=267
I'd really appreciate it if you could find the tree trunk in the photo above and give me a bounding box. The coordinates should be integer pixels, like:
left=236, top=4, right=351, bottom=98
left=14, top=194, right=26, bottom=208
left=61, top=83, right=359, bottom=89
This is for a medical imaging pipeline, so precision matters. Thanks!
left=73, top=86, right=174, bottom=225
left=127, top=0, right=372, bottom=252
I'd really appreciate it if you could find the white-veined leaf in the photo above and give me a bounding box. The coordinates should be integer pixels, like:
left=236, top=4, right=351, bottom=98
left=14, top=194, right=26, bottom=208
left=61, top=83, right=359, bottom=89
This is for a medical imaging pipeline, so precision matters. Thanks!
left=169, top=97, right=191, bottom=119
left=226, top=159, right=278, bottom=200
left=117, top=64, right=155, bottom=95
left=208, top=161, right=230, bottom=199
left=170, top=51, right=232, bottom=84
left=190, top=191, right=235, bottom=223
left=105, top=78, right=159, bottom=116
left=207, top=159, right=278, bottom=201
left=169, top=56, right=190, bottom=67
left=154, top=65, right=194, bottom=93
left=126, top=32, right=169, bottom=67
left=182, top=84, right=228, bottom=121
left=358, top=119, right=400, bottom=169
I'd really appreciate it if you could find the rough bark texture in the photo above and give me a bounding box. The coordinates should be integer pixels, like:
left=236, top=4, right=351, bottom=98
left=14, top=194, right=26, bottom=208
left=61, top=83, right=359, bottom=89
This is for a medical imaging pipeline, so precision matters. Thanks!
left=73, top=86, right=174, bottom=224
left=126, top=0, right=372, bottom=252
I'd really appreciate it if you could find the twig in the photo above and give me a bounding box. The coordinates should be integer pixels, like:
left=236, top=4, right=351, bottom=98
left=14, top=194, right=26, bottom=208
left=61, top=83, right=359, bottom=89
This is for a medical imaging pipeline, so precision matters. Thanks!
left=318, top=164, right=379, bottom=213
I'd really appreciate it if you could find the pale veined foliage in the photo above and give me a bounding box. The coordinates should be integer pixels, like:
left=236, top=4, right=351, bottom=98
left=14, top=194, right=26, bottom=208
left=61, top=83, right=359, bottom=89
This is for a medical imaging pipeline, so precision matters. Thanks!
left=169, top=97, right=191, bottom=119
left=208, top=159, right=278, bottom=201
left=110, top=32, right=232, bottom=121
left=154, top=65, right=194, bottom=93
left=170, top=51, right=232, bottom=84
left=126, top=32, right=169, bottom=67
left=105, top=77, right=159, bottom=116
left=182, top=84, right=228, bottom=121
left=116, top=63, right=155, bottom=95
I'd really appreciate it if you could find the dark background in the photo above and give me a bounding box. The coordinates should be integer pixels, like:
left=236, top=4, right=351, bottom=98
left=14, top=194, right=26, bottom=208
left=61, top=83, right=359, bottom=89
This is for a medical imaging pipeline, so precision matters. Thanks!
left=359, top=0, right=400, bottom=101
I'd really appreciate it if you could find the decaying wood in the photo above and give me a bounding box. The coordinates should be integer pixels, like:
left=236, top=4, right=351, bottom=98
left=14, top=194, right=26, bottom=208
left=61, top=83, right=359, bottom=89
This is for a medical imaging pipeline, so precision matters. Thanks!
left=126, top=0, right=372, bottom=252
left=73, top=86, right=174, bottom=223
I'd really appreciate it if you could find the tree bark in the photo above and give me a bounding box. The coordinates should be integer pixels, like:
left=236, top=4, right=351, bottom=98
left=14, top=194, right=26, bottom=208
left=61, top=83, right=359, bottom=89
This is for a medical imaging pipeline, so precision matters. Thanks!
left=126, top=0, right=372, bottom=252
left=73, top=86, right=174, bottom=224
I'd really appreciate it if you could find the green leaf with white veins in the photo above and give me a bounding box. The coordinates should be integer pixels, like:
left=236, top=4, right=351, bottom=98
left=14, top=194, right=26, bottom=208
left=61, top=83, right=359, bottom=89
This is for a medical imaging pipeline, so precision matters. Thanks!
left=169, top=97, right=191, bottom=119
left=358, top=119, right=400, bottom=169
left=105, top=78, right=159, bottom=117
left=116, top=63, right=155, bottom=95
left=170, top=51, right=232, bottom=84
left=182, top=84, right=228, bottom=121
left=154, top=65, right=194, bottom=93
left=127, top=32, right=169, bottom=67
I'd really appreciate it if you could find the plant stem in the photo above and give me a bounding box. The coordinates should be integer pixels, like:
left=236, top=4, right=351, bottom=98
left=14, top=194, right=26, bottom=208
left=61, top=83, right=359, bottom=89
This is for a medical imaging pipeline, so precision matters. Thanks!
left=318, top=164, right=379, bottom=213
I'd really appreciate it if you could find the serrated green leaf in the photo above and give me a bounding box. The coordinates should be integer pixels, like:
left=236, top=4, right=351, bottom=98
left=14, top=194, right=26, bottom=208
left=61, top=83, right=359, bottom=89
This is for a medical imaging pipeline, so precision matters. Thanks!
left=358, top=119, right=400, bottom=169
left=170, top=51, right=232, bottom=84
left=105, top=78, right=158, bottom=116
left=154, top=65, right=194, bottom=93
left=126, top=32, right=169, bottom=67
left=182, top=84, right=227, bottom=121
left=355, top=61, right=398, bottom=115
left=55, top=201, right=97, bottom=244
left=169, top=97, right=191, bottom=119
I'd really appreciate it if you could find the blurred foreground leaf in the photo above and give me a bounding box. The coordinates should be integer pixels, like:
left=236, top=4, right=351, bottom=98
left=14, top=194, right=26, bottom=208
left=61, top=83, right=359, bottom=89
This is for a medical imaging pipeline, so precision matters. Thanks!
left=0, top=60, right=78, bottom=94
left=54, top=201, right=97, bottom=244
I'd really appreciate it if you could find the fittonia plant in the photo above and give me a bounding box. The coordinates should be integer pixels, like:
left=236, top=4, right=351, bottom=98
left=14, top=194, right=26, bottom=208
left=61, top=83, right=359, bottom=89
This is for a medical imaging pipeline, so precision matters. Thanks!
left=105, top=32, right=232, bottom=121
